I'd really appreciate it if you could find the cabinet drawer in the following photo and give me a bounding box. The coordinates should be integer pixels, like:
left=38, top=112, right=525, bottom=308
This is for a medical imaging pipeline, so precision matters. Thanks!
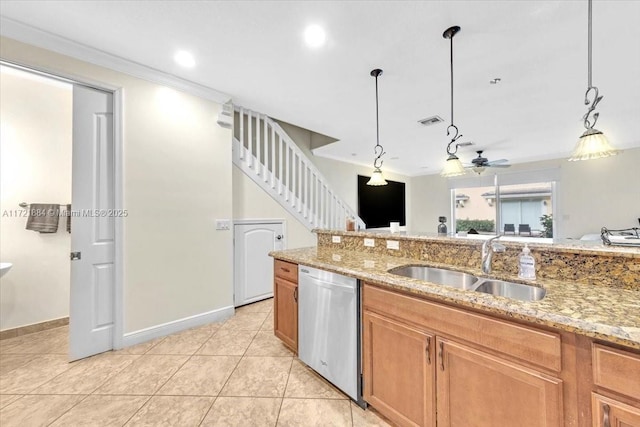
left=363, top=283, right=562, bottom=372
left=593, top=344, right=640, bottom=399
left=274, top=260, right=298, bottom=283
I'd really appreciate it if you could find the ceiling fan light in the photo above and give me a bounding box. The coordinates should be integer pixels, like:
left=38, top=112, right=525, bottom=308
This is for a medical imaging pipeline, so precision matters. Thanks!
left=569, top=128, right=618, bottom=161
left=472, top=166, right=486, bottom=175
left=367, top=167, right=388, bottom=186
left=441, top=154, right=467, bottom=177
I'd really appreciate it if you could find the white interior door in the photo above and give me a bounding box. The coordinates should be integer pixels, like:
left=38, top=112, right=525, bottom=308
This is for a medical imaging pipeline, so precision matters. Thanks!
left=234, top=221, right=284, bottom=307
left=69, top=85, right=115, bottom=361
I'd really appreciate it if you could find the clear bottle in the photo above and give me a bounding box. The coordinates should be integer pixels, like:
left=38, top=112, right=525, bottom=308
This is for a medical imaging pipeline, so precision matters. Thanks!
left=518, top=244, right=536, bottom=280
left=437, top=216, right=447, bottom=236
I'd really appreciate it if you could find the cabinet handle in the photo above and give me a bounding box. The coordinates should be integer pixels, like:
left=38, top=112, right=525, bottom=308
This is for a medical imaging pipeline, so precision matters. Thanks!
left=293, top=287, right=298, bottom=302
left=602, top=403, right=610, bottom=427
left=281, top=267, right=291, bottom=273
left=439, top=342, right=445, bottom=371
left=426, top=337, right=431, bottom=365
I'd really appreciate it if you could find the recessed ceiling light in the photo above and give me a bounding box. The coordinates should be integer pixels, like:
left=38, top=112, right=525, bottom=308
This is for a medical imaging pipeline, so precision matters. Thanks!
left=174, top=51, right=195, bottom=68
left=304, top=25, right=326, bottom=48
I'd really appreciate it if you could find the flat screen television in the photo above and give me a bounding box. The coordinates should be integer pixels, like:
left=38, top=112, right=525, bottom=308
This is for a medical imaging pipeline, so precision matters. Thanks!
left=357, top=175, right=406, bottom=229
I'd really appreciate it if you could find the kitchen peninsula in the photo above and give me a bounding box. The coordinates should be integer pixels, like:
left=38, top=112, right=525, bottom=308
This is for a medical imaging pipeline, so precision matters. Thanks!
left=270, top=229, right=640, bottom=427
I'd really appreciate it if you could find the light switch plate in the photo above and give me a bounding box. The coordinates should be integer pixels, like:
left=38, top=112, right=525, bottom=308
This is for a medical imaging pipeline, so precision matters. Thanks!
left=332, top=235, right=341, bottom=243
left=215, top=219, right=231, bottom=230
left=364, top=238, right=375, bottom=247
left=386, top=240, right=400, bottom=250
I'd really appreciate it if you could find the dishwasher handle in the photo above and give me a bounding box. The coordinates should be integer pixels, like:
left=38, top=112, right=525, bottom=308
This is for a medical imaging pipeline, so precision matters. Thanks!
left=300, top=275, right=356, bottom=293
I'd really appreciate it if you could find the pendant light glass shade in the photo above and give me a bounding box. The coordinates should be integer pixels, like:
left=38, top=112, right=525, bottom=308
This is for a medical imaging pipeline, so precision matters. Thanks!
left=569, top=128, right=618, bottom=161
left=570, top=0, right=618, bottom=161
left=366, top=167, right=388, bottom=186
left=441, top=154, right=467, bottom=177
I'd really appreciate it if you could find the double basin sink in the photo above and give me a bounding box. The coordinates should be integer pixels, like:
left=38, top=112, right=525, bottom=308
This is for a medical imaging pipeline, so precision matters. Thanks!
left=389, top=265, right=546, bottom=302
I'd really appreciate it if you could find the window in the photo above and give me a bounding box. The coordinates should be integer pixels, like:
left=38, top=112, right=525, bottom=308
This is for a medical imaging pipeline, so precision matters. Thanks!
left=450, top=170, right=557, bottom=239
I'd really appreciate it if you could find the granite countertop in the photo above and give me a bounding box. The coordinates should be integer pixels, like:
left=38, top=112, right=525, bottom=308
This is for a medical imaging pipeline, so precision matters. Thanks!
left=271, top=247, right=640, bottom=350
left=313, top=229, right=640, bottom=258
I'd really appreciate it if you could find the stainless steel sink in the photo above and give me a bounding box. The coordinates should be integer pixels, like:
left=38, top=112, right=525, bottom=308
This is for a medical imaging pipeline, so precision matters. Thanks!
left=474, top=280, right=546, bottom=302
left=388, top=265, right=479, bottom=290
left=389, top=265, right=546, bottom=302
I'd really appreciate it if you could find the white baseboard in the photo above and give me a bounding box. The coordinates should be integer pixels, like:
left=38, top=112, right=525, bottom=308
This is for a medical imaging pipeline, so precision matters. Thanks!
left=120, top=305, right=234, bottom=349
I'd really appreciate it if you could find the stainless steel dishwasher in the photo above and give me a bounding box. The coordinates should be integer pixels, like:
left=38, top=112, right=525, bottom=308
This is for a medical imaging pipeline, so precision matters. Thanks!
left=298, top=265, right=362, bottom=404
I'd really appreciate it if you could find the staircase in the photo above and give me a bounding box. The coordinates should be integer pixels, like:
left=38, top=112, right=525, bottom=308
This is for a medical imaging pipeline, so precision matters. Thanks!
left=232, top=106, right=365, bottom=231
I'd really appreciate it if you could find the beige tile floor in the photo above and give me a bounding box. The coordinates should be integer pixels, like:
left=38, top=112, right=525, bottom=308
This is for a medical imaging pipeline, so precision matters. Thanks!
left=0, top=298, right=391, bottom=426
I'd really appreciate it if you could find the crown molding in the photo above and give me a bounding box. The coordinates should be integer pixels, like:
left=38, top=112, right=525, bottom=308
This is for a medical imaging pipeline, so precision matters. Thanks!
left=0, top=16, right=232, bottom=104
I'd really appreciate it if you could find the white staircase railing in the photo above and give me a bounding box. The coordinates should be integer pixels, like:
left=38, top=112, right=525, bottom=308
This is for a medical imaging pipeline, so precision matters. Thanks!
left=233, top=106, right=365, bottom=231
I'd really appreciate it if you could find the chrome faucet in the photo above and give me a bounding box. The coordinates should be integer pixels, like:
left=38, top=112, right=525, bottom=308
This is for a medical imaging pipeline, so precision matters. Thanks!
left=481, top=235, right=506, bottom=274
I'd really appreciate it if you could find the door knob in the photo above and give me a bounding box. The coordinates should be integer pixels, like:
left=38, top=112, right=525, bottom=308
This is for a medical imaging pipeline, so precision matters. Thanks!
left=70, top=252, right=81, bottom=261
left=276, top=235, right=283, bottom=240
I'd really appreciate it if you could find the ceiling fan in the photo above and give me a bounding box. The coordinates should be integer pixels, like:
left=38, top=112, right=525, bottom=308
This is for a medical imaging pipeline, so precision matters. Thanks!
left=466, top=150, right=511, bottom=174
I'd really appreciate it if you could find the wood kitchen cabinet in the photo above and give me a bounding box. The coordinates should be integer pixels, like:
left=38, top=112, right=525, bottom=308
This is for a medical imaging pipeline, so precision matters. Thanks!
left=592, top=394, right=640, bottom=427
left=274, top=260, right=298, bottom=353
left=362, top=311, right=435, bottom=427
left=362, top=282, right=565, bottom=427
left=436, top=338, right=563, bottom=427
left=591, top=344, right=640, bottom=426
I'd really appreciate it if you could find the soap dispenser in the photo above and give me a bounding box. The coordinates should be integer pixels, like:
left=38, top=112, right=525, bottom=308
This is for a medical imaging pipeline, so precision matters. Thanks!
left=518, top=244, right=536, bottom=280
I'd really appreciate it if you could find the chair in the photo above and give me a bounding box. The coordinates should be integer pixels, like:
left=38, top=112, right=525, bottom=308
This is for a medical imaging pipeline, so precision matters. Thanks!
left=518, top=224, right=531, bottom=236
left=504, top=224, right=515, bottom=234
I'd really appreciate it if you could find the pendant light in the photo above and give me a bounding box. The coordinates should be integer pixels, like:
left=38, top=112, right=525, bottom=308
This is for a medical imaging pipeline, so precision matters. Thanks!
left=569, top=0, right=618, bottom=161
left=367, top=68, right=388, bottom=186
left=441, top=26, right=467, bottom=178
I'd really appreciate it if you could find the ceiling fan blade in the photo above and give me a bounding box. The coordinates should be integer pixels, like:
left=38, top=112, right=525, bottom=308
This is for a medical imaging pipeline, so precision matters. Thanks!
left=488, top=164, right=511, bottom=168
left=487, top=159, right=509, bottom=164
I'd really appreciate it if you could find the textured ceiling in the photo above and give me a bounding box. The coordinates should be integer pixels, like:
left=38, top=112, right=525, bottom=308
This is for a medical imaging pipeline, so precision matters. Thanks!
left=1, top=0, right=639, bottom=175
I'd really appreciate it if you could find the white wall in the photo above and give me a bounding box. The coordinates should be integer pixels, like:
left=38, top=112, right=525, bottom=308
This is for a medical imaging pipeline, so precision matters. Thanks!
left=0, top=67, right=72, bottom=330
left=232, top=166, right=316, bottom=249
left=0, top=36, right=234, bottom=334
left=410, top=148, right=640, bottom=238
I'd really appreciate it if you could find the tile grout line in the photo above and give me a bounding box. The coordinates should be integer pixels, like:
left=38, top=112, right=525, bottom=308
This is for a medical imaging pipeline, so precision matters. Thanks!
left=44, top=393, right=93, bottom=426
left=274, top=355, right=295, bottom=426
left=2, top=302, right=276, bottom=425
left=198, top=308, right=266, bottom=426
left=117, top=324, right=220, bottom=426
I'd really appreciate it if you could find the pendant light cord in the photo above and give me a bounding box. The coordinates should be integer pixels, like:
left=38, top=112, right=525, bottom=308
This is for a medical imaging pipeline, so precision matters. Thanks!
left=588, top=0, right=592, bottom=88
left=583, top=0, right=602, bottom=130
left=375, top=72, right=380, bottom=149
left=372, top=70, right=385, bottom=169
left=450, top=35, right=454, bottom=126
left=445, top=27, right=462, bottom=156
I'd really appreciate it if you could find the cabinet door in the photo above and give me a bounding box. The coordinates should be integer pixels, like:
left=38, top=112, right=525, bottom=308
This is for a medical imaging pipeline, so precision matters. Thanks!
left=592, top=394, right=640, bottom=427
left=274, top=277, right=297, bottom=352
left=436, top=338, right=563, bottom=427
left=363, top=311, right=435, bottom=427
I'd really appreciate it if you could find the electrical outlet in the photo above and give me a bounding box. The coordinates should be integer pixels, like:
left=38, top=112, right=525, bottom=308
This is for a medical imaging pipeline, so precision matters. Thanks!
left=332, top=235, right=341, bottom=243
left=386, top=240, right=400, bottom=250
left=215, top=219, right=231, bottom=230
left=364, top=238, right=375, bottom=247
